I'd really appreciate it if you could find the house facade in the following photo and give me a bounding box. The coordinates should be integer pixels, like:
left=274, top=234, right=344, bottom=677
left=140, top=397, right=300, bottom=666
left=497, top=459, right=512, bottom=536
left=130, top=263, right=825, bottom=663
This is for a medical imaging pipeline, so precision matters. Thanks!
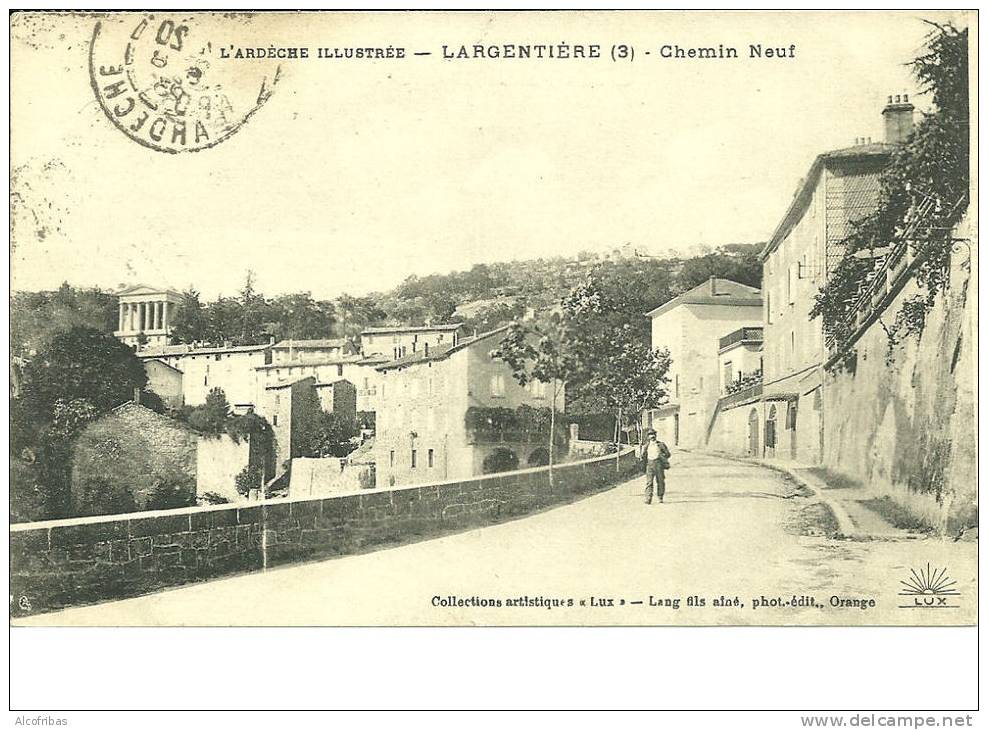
left=360, top=323, right=464, bottom=361
left=645, top=277, right=763, bottom=449
left=254, top=354, right=386, bottom=414
left=271, top=338, right=357, bottom=363
left=114, top=285, right=183, bottom=350
left=757, top=98, right=910, bottom=462
left=373, top=328, right=564, bottom=488
left=136, top=343, right=273, bottom=410
left=260, top=375, right=322, bottom=475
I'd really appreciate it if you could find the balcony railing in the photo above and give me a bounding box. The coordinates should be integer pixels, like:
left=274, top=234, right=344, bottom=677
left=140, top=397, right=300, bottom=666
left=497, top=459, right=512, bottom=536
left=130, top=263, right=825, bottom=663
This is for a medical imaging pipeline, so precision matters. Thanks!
left=719, top=327, right=764, bottom=351
left=718, top=382, right=763, bottom=410
left=825, top=194, right=964, bottom=352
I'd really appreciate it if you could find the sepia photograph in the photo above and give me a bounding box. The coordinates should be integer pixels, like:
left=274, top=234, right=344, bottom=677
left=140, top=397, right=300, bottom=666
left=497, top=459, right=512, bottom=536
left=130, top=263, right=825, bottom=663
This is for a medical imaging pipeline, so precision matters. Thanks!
left=5, top=7, right=979, bottom=714
left=8, top=7, right=978, bottom=627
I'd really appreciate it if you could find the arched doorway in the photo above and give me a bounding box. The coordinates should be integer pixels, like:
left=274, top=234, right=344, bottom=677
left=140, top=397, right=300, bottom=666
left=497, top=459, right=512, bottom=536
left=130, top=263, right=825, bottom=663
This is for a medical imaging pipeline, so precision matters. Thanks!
left=747, top=408, right=759, bottom=456
left=765, top=404, right=778, bottom=456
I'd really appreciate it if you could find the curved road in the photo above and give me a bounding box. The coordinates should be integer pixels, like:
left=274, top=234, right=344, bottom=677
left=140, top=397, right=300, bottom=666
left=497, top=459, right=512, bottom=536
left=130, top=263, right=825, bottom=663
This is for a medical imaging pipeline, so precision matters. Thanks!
left=14, top=451, right=976, bottom=626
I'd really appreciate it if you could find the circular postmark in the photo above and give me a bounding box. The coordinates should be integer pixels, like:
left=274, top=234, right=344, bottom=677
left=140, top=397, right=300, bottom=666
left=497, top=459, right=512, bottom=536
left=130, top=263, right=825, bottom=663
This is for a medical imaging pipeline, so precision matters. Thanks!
left=89, top=14, right=280, bottom=153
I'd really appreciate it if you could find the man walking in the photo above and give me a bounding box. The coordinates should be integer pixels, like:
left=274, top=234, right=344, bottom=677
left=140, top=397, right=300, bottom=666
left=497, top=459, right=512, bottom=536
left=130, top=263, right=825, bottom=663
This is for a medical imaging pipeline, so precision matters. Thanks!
left=641, top=428, right=671, bottom=505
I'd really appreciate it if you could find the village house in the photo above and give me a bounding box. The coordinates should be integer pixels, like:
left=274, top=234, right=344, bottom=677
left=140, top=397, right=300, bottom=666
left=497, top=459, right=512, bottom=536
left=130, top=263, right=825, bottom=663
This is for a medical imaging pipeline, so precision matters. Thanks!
left=360, top=323, right=464, bottom=361
left=253, top=353, right=386, bottom=414
left=260, top=375, right=322, bottom=476
left=314, top=378, right=357, bottom=423
left=756, top=96, right=912, bottom=462
left=373, top=327, right=565, bottom=489
left=645, top=277, right=763, bottom=449
left=271, top=338, right=358, bottom=363
left=135, top=342, right=274, bottom=411
left=114, top=284, right=182, bottom=350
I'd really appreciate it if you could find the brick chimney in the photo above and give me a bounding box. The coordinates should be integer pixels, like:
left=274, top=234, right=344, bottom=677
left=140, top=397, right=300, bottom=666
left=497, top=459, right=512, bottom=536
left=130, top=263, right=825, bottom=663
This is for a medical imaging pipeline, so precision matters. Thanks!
left=882, top=94, right=914, bottom=145
left=709, top=275, right=717, bottom=295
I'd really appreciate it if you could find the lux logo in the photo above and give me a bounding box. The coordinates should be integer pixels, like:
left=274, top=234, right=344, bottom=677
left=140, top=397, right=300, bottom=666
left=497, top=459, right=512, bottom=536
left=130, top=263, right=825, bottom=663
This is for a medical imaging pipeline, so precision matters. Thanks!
left=897, top=564, right=961, bottom=609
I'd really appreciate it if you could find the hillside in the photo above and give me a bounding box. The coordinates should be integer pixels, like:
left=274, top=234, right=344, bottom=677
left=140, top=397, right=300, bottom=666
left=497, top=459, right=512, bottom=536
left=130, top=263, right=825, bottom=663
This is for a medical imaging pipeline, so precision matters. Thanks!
left=10, top=244, right=763, bottom=356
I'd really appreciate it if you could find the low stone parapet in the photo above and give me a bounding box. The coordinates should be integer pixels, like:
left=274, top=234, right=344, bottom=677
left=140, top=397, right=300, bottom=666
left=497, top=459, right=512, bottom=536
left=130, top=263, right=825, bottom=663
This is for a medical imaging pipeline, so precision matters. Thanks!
left=10, top=447, right=638, bottom=617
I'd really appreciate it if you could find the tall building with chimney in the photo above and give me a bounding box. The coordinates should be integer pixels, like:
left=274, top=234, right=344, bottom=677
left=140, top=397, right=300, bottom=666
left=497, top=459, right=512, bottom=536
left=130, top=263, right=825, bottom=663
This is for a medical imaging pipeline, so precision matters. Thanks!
left=755, top=95, right=914, bottom=463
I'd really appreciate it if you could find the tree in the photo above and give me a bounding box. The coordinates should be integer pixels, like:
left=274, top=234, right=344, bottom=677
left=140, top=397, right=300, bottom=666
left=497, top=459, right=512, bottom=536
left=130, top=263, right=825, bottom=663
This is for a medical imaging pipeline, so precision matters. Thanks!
left=560, top=274, right=671, bottom=448
left=187, top=387, right=231, bottom=435
left=678, top=250, right=762, bottom=291
left=301, top=412, right=359, bottom=458
left=238, top=269, right=267, bottom=344
left=22, top=326, right=147, bottom=419
left=268, top=292, right=336, bottom=341
left=491, top=318, right=574, bottom=478
left=169, top=287, right=208, bottom=344
left=10, top=283, right=118, bottom=358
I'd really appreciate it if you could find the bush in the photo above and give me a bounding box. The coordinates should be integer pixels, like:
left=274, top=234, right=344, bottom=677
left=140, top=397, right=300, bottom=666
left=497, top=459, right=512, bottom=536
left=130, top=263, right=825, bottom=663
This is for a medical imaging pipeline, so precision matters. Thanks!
left=483, top=448, right=519, bottom=474
left=145, top=476, right=195, bottom=511
left=527, top=448, right=550, bottom=466
left=235, top=464, right=264, bottom=497
left=187, top=388, right=230, bottom=436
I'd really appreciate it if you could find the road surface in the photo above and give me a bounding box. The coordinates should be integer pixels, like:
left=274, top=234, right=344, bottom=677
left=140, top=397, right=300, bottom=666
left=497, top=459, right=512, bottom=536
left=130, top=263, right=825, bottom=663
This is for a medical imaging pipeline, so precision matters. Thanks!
left=13, top=451, right=977, bottom=626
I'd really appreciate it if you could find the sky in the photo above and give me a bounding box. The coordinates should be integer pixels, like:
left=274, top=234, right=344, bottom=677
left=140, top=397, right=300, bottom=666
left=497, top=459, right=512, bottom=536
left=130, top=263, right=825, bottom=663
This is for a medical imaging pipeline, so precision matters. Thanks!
left=9, top=11, right=971, bottom=300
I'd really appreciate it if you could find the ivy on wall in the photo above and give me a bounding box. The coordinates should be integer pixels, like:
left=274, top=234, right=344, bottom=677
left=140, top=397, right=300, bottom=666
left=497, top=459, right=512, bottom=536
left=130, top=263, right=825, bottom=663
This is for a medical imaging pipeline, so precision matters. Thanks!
left=810, top=23, right=970, bottom=356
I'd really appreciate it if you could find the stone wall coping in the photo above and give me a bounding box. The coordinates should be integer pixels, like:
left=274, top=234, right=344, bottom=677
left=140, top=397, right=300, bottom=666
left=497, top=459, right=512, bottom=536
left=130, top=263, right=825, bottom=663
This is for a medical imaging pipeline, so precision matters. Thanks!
left=10, top=446, right=634, bottom=534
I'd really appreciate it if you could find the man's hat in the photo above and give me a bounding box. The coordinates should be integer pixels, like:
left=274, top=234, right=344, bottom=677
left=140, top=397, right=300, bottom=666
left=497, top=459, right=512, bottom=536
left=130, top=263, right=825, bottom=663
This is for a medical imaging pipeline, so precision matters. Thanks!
left=646, top=428, right=657, bottom=436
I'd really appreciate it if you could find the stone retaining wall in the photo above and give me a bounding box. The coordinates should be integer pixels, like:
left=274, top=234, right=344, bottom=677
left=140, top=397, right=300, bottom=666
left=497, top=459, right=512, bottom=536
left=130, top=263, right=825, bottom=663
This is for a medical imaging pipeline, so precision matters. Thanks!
left=10, top=448, right=638, bottom=616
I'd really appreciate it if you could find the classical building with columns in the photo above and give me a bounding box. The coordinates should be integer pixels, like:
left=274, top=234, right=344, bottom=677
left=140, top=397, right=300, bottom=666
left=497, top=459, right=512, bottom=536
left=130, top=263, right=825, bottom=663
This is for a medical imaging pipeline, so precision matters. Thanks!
left=114, top=285, right=182, bottom=350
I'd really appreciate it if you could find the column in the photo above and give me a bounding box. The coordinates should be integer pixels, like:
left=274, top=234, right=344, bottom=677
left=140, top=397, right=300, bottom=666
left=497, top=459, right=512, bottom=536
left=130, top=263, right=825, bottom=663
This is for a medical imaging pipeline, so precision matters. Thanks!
left=118, top=304, right=125, bottom=331
left=154, top=301, right=161, bottom=330
left=128, top=303, right=135, bottom=332
left=162, top=301, right=168, bottom=331
left=142, top=303, right=148, bottom=331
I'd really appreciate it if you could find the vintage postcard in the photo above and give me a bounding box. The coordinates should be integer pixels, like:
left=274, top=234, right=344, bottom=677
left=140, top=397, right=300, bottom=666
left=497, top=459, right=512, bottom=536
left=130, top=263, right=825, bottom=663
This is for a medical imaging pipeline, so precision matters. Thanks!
left=8, top=10, right=977, bottom=629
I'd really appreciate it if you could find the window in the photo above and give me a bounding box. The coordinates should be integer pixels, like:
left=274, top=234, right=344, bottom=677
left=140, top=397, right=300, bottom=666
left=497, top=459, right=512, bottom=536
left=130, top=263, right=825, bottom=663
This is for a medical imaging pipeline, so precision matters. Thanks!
left=363, top=377, right=369, bottom=389
left=766, top=290, right=773, bottom=324
left=389, top=450, right=395, bottom=468
left=214, top=354, right=221, bottom=361
left=675, top=374, right=679, bottom=398
left=428, top=449, right=435, bottom=468
left=491, top=373, right=506, bottom=397
left=337, top=364, right=344, bottom=377
left=203, top=376, right=208, bottom=385
left=272, top=415, right=279, bottom=426
left=411, top=449, right=417, bottom=468
left=723, top=361, right=733, bottom=390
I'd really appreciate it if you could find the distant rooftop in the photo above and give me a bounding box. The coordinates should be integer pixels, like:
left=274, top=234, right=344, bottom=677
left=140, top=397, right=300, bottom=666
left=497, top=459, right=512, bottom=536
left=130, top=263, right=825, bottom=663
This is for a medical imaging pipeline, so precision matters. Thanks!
left=646, top=277, right=762, bottom=318
left=272, top=338, right=351, bottom=350
left=361, top=323, right=464, bottom=335
left=376, top=326, right=510, bottom=372
left=265, top=375, right=316, bottom=390
left=255, top=354, right=378, bottom=370
left=136, top=342, right=272, bottom=358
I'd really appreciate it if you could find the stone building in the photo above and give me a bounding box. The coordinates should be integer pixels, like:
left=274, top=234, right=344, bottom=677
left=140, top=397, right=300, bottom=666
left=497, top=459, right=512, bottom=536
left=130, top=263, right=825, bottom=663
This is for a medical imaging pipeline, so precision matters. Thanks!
left=314, top=378, right=357, bottom=423
left=360, top=323, right=464, bottom=361
left=644, top=277, right=763, bottom=449
left=757, top=97, right=911, bottom=462
left=136, top=342, right=273, bottom=411
left=271, top=338, right=358, bottom=363
left=143, top=358, right=184, bottom=409
left=254, top=354, right=386, bottom=414
left=71, top=401, right=198, bottom=516
left=114, top=285, right=182, bottom=350
left=260, top=375, right=322, bottom=475
left=373, top=327, right=565, bottom=488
